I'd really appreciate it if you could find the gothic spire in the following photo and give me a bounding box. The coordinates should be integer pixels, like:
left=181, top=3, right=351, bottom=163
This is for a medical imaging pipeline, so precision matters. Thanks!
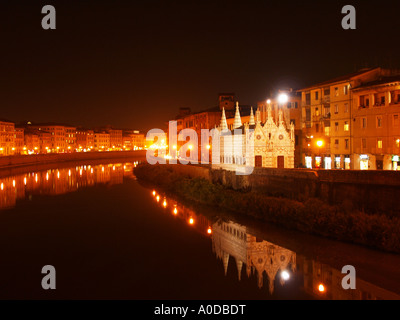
left=220, top=107, right=228, bottom=131
left=233, top=101, right=242, bottom=129
left=249, top=106, right=255, bottom=126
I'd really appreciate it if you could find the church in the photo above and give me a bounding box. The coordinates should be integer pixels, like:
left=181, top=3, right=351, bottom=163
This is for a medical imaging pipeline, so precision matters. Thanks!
left=212, top=102, right=295, bottom=169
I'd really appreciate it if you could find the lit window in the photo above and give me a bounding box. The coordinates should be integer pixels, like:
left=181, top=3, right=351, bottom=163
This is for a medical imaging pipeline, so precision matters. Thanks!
left=344, top=121, right=349, bottom=131
left=377, top=139, right=383, bottom=149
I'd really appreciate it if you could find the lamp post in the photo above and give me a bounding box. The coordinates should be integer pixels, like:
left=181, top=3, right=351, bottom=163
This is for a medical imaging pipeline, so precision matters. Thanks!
left=316, top=139, right=324, bottom=169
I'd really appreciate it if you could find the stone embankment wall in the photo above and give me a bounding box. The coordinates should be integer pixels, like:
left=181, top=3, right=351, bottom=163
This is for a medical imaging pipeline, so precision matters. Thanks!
left=0, top=151, right=146, bottom=169
left=165, top=164, right=400, bottom=215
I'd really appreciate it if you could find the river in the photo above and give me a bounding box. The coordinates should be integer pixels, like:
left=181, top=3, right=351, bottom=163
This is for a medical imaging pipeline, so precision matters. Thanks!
left=0, top=159, right=399, bottom=300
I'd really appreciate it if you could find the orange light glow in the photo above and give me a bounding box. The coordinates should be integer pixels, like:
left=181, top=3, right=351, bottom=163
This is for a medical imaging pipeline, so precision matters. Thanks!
left=173, top=207, right=178, bottom=215
left=152, top=190, right=156, bottom=196
left=156, top=195, right=160, bottom=202
left=12, top=180, right=16, bottom=187
left=163, top=199, right=167, bottom=208
left=318, top=284, right=325, bottom=293
left=207, top=227, right=212, bottom=234
left=189, top=217, right=194, bottom=225
left=0, top=183, right=3, bottom=191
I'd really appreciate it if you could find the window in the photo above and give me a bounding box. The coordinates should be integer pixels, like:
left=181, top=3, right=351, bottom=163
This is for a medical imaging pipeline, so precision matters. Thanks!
left=381, top=97, right=385, bottom=105
left=334, top=139, right=339, bottom=149
left=344, top=85, right=349, bottom=95
left=362, top=117, right=367, bottom=128
left=395, top=138, right=400, bottom=148
left=394, top=115, right=399, bottom=127
left=315, top=124, right=319, bottom=133
left=305, top=93, right=311, bottom=105
left=345, top=139, right=349, bottom=149
left=324, top=88, right=330, bottom=96
left=324, top=126, right=330, bottom=136
left=335, top=87, right=339, bottom=97
left=306, top=108, right=311, bottom=121
left=290, top=119, right=295, bottom=126
left=362, top=138, right=367, bottom=149
left=377, top=116, right=382, bottom=128
left=344, top=121, right=349, bottom=131
left=344, top=103, right=349, bottom=113
left=315, top=107, right=320, bottom=116
left=366, top=98, right=369, bottom=107
left=315, top=92, right=319, bottom=100
left=334, top=104, right=339, bottom=114
left=335, top=122, right=339, bottom=132
left=377, top=139, right=383, bottom=149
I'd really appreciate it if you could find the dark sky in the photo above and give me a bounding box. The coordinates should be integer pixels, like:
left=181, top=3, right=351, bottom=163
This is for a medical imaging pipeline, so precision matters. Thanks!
left=1, top=0, right=399, bottom=131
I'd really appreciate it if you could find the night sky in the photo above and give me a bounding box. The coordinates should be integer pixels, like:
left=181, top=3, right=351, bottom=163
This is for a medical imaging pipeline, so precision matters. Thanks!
left=1, top=0, right=399, bottom=131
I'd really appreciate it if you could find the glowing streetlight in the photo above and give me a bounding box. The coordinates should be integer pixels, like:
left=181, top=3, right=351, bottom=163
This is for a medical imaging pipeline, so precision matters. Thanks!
left=206, top=144, right=211, bottom=150
left=318, top=284, right=326, bottom=293
left=316, top=140, right=324, bottom=147
left=207, top=227, right=212, bottom=234
left=267, top=99, right=271, bottom=104
left=189, top=217, right=194, bottom=225
left=278, top=93, right=289, bottom=105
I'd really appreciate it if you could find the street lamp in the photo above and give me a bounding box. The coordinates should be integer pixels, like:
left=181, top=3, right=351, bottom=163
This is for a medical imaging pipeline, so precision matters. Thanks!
left=277, top=93, right=288, bottom=105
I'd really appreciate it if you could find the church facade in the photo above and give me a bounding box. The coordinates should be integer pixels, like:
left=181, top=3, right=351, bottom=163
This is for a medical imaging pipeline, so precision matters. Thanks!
left=212, top=102, right=295, bottom=169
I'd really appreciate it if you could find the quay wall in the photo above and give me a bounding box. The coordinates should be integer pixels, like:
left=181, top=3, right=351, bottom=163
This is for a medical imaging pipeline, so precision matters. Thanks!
left=0, top=151, right=146, bottom=170
left=164, top=164, right=400, bottom=215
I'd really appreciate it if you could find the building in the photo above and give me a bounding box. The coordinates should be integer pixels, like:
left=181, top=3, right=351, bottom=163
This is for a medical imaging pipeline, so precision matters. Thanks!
left=298, top=67, right=400, bottom=169
left=14, top=127, right=24, bottom=155
left=171, top=94, right=237, bottom=160
left=0, top=119, right=15, bottom=156
left=257, top=90, right=302, bottom=167
left=94, top=132, right=110, bottom=150
left=106, top=128, right=123, bottom=150
left=122, top=130, right=145, bottom=150
left=76, top=129, right=95, bottom=151
left=213, top=102, right=295, bottom=169
left=64, top=126, right=77, bottom=152
left=30, top=124, right=69, bottom=153
left=351, top=75, right=400, bottom=170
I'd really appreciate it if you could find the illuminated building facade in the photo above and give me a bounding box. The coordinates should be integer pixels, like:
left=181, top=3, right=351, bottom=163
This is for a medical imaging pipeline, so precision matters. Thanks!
left=352, top=75, right=400, bottom=170
left=14, top=127, right=25, bottom=155
left=214, top=102, right=295, bottom=169
left=0, top=119, right=15, bottom=156
left=94, top=132, right=111, bottom=150
left=299, top=68, right=400, bottom=169
left=76, top=129, right=95, bottom=151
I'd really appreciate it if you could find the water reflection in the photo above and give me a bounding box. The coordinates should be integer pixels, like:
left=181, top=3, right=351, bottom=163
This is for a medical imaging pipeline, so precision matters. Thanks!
left=0, top=161, right=138, bottom=210
left=151, top=190, right=400, bottom=300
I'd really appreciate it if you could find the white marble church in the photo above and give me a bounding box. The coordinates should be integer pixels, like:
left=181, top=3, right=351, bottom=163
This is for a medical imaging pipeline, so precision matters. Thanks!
left=212, top=102, right=295, bottom=169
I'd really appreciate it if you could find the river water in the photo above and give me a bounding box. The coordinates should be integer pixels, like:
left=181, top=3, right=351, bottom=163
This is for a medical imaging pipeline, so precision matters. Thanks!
left=0, top=159, right=399, bottom=300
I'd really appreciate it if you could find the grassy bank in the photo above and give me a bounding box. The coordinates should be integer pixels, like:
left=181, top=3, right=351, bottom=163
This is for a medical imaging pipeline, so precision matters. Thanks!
left=134, top=163, right=400, bottom=253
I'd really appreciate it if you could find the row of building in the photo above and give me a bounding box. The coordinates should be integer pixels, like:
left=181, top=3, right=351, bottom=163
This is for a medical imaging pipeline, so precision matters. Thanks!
left=171, top=67, right=400, bottom=170
left=0, top=121, right=146, bottom=156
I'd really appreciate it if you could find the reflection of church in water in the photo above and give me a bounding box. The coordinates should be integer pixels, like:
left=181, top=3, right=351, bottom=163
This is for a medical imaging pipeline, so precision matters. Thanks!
left=212, top=219, right=296, bottom=294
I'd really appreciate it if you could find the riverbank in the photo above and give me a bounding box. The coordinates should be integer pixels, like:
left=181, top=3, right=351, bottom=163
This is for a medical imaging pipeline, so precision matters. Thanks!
left=134, top=163, right=400, bottom=253
left=0, top=150, right=146, bottom=171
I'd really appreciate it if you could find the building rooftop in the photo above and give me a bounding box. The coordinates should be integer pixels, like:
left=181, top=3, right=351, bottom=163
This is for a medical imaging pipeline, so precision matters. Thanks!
left=298, top=68, right=379, bottom=91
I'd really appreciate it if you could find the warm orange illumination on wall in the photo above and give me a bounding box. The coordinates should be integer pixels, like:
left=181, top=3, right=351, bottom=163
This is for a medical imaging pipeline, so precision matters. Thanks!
left=318, top=284, right=325, bottom=293
left=316, top=140, right=324, bottom=147
left=163, top=199, right=167, bottom=208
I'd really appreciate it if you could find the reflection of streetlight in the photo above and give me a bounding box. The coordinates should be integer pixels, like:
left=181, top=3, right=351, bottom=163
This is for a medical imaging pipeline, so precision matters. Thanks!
left=318, top=283, right=326, bottom=293
left=281, top=270, right=290, bottom=281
